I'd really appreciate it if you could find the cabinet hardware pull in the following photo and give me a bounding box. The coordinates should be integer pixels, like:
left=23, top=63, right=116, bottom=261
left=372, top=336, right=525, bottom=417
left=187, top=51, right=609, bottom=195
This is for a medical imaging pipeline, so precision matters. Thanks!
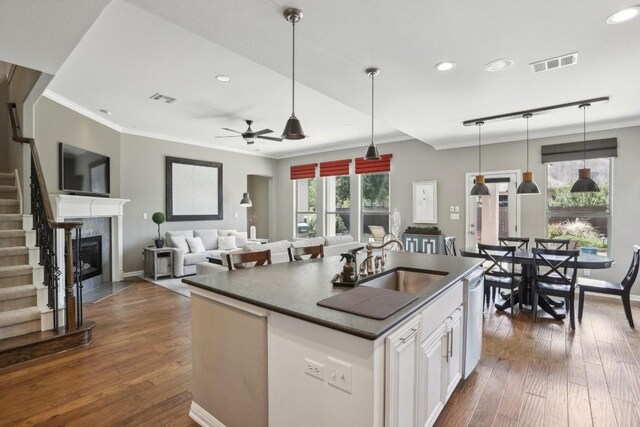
left=449, top=329, right=454, bottom=357
left=445, top=331, right=450, bottom=362
left=401, top=327, right=419, bottom=343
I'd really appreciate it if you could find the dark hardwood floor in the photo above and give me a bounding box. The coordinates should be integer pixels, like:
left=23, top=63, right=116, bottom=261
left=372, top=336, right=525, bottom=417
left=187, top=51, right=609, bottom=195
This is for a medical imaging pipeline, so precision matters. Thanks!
left=1, top=280, right=638, bottom=426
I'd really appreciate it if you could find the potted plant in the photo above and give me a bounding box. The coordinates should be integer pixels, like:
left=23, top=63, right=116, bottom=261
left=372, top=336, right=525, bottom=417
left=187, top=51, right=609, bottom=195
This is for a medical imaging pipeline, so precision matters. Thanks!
left=152, top=212, right=166, bottom=248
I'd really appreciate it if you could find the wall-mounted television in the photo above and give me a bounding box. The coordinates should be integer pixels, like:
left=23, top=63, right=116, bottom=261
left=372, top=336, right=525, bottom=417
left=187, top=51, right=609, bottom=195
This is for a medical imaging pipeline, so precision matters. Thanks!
left=59, top=143, right=110, bottom=197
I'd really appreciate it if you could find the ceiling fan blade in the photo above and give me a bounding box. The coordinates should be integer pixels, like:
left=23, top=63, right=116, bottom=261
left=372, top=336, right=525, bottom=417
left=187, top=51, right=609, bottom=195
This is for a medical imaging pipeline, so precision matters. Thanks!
left=253, top=129, right=273, bottom=136
left=257, top=135, right=283, bottom=142
left=221, top=127, right=243, bottom=134
left=215, top=135, right=241, bottom=138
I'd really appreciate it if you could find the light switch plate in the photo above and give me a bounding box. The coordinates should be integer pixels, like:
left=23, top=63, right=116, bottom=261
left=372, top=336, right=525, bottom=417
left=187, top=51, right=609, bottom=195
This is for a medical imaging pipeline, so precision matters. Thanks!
left=327, top=356, right=352, bottom=393
left=455, top=206, right=460, bottom=213
left=450, top=206, right=455, bottom=212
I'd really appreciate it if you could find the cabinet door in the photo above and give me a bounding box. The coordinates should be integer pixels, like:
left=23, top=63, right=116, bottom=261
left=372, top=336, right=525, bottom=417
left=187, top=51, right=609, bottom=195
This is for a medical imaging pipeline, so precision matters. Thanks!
left=386, top=315, right=421, bottom=427
left=444, top=308, right=464, bottom=399
left=418, top=324, right=447, bottom=427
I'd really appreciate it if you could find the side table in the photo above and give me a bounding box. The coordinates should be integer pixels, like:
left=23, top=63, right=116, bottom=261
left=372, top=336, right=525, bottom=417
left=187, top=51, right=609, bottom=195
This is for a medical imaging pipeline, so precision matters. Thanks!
left=144, top=247, right=173, bottom=280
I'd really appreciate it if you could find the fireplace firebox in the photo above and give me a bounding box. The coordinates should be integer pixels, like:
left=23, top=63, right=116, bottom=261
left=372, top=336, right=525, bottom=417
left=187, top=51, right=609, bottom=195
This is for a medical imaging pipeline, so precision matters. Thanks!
left=72, top=236, right=103, bottom=281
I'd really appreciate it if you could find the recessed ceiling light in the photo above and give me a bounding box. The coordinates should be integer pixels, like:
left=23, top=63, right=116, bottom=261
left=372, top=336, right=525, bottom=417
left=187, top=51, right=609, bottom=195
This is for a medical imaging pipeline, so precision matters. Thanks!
left=343, top=124, right=352, bottom=128
left=215, top=75, right=231, bottom=82
left=606, top=6, right=640, bottom=24
left=435, top=61, right=456, bottom=71
left=485, top=59, right=515, bottom=72
left=99, top=109, right=111, bottom=115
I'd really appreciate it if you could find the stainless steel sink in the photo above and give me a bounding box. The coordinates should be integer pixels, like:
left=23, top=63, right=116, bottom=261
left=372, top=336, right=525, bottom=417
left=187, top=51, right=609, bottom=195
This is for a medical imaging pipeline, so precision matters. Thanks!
left=359, top=269, right=448, bottom=295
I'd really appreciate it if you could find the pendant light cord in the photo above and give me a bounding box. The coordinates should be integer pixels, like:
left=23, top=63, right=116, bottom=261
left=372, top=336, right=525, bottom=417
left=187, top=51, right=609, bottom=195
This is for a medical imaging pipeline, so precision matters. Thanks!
left=476, top=122, right=483, bottom=174
left=526, top=115, right=530, bottom=171
left=582, top=104, right=586, bottom=168
left=291, top=20, right=296, bottom=114
left=371, top=72, right=375, bottom=143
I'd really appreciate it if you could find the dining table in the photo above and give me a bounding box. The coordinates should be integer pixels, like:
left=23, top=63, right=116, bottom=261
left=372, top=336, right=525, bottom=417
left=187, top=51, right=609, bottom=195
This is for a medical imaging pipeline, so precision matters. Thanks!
left=460, top=247, right=614, bottom=320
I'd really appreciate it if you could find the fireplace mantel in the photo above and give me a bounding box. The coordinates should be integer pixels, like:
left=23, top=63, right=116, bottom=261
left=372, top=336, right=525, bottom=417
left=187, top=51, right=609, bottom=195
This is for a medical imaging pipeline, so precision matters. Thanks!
left=51, top=195, right=129, bottom=282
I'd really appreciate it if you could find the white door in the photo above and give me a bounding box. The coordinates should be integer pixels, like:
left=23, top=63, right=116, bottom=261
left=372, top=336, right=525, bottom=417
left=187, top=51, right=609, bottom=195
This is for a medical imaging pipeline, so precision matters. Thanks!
left=444, top=308, right=464, bottom=399
left=418, top=324, right=447, bottom=427
left=465, top=170, right=521, bottom=248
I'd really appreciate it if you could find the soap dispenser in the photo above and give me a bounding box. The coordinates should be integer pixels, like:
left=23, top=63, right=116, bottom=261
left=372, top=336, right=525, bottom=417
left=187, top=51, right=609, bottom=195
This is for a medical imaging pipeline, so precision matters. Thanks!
left=339, top=253, right=356, bottom=283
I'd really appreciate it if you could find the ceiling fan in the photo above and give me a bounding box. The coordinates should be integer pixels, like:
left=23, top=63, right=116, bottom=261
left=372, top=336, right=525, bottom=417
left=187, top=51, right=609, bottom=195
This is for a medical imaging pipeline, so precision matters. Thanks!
left=215, top=120, right=283, bottom=144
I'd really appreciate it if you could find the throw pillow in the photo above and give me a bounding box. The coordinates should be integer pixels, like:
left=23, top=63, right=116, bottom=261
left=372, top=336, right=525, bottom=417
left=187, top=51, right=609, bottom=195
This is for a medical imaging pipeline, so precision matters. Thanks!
left=231, top=231, right=248, bottom=247
left=218, top=229, right=237, bottom=237
left=194, top=229, right=218, bottom=250
left=324, top=235, right=354, bottom=246
left=169, top=235, right=190, bottom=253
left=186, top=237, right=205, bottom=253
left=218, top=235, right=237, bottom=250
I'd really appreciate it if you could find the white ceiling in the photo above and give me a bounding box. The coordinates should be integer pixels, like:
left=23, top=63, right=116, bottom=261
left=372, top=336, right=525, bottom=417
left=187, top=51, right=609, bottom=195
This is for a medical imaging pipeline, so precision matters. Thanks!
left=1, top=0, right=640, bottom=158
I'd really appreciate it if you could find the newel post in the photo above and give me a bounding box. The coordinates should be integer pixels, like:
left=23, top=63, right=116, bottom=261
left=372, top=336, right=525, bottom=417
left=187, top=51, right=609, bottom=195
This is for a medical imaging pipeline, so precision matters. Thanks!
left=63, top=226, right=77, bottom=331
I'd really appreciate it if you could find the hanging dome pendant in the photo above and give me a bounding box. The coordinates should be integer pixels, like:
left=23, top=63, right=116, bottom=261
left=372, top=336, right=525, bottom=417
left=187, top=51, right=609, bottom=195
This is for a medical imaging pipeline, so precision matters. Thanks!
left=470, top=121, right=490, bottom=196
left=282, top=8, right=306, bottom=140
left=364, top=67, right=381, bottom=160
left=517, top=113, right=541, bottom=194
left=571, top=103, right=600, bottom=193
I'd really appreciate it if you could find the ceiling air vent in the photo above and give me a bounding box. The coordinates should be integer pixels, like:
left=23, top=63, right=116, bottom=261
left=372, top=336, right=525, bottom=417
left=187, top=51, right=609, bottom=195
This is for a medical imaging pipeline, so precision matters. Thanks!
left=530, top=52, right=578, bottom=73
left=149, top=92, right=177, bottom=104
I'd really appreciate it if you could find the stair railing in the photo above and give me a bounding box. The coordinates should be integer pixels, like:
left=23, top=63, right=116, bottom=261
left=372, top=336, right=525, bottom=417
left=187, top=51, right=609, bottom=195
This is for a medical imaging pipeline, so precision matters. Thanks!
left=7, top=102, right=84, bottom=331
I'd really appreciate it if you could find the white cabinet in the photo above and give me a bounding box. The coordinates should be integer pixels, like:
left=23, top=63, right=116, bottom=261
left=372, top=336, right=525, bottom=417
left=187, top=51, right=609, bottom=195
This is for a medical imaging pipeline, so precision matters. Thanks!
left=444, top=308, right=463, bottom=400
left=385, top=315, right=421, bottom=427
left=418, top=324, right=447, bottom=427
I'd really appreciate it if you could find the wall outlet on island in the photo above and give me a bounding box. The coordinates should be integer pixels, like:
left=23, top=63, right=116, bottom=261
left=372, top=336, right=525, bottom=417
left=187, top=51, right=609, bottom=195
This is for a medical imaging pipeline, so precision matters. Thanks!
left=304, top=358, right=324, bottom=381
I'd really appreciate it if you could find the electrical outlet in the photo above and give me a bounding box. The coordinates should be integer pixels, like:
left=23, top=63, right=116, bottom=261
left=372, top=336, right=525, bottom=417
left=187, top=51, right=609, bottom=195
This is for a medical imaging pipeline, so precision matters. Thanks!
left=450, top=206, right=455, bottom=212
left=143, top=212, right=148, bottom=220
left=450, top=213, right=460, bottom=220
left=234, top=212, right=238, bottom=218
left=455, top=206, right=460, bottom=213
left=304, top=358, right=324, bottom=380
left=327, top=356, right=352, bottom=393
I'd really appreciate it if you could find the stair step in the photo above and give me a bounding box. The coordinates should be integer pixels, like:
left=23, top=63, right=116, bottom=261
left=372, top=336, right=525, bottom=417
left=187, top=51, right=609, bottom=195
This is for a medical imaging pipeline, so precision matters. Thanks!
left=0, top=246, right=29, bottom=267
left=0, top=200, right=19, bottom=215
left=0, top=230, right=26, bottom=248
left=0, top=285, right=37, bottom=311
left=0, top=265, right=33, bottom=288
left=0, top=214, right=23, bottom=230
left=0, top=307, right=41, bottom=340
left=0, top=172, right=15, bottom=179
left=0, top=185, right=18, bottom=200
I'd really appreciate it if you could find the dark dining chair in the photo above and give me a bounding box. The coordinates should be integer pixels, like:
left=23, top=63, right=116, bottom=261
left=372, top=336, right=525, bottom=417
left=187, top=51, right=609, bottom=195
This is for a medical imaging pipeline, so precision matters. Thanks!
left=288, top=244, right=325, bottom=261
left=499, top=236, right=530, bottom=250
left=478, top=244, right=521, bottom=317
left=531, top=248, right=579, bottom=329
left=226, top=249, right=272, bottom=271
left=535, top=238, right=571, bottom=250
left=444, top=236, right=457, bottom=256
left=578, top=245, right=640, bottom=328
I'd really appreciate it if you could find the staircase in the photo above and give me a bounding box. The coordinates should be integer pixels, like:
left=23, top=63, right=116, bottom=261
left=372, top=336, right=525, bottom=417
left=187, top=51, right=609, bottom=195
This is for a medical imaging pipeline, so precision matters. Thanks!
left=0, top=171, right=42, bottom=340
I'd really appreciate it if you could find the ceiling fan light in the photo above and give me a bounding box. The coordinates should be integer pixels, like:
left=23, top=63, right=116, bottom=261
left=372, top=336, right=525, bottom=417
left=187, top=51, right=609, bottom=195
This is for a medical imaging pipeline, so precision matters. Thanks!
left=571, top=168, right=600, bottom=193
left=517, top=172, right=541, bottom=194
left=240, top=193, right=253, bottom=207
left=364, top=143, right=380, bottom=160
left=470, top=175, right=491, bottom=196
left=282, top=114, right=306, bottom=140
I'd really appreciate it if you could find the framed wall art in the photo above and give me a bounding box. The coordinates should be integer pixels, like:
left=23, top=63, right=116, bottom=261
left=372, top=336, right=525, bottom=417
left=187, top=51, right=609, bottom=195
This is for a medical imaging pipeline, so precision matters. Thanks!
left=413, top=180, right=437, bottom=224
left=166, top=156, right=223, bottom=221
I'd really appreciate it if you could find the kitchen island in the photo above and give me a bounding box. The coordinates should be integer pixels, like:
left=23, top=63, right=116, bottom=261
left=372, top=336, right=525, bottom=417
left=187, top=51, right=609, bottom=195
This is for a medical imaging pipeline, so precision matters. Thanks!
left=184, top=252, right=482, bottom=427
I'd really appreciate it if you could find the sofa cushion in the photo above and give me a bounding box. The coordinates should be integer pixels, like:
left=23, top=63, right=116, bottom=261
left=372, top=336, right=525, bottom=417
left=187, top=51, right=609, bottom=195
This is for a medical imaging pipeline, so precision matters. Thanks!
left=231, top=231, right=248, bottom=247
left=166, top=230, right=194, bottom=241
left=292, top=237, right=326, bottom=248
left=245, top=240, right=291, bottom=254
left=194, top=229, right=218, bottom=250
left=184, top=252, right=208, bottom=266
left=218, top=235, right=237, bottom=250
left=186, top=236, right=205, bottom=253
left=218, top=229, right=237, bottom=237
left=324, top=235, right=354, bottom=246
left=169, top=235, right=190, bottom=253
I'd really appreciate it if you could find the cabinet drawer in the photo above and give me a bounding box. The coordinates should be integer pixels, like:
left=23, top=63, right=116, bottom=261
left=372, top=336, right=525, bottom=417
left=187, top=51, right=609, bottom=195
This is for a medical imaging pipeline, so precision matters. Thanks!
left=420, top=281, right=463, bottom=339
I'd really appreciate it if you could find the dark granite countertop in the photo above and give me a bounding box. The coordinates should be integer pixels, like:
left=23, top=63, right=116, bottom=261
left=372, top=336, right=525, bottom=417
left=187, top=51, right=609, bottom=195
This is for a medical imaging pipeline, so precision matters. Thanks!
left=183, top=252, right=482, bottom=340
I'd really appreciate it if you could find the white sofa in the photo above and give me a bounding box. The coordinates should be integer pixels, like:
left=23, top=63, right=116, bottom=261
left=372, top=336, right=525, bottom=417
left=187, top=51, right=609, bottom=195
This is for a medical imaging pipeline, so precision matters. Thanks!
left=195, top=234, right=363, bottom=276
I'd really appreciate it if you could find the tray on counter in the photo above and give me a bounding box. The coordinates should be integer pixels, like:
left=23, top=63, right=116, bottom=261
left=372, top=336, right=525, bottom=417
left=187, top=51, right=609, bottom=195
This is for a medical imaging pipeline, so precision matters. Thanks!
left=318, top=285, right=418, bottom=320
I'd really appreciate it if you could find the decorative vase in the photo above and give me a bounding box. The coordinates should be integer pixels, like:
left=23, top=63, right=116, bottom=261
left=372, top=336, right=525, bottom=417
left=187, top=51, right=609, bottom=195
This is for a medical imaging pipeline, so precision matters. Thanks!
left=154, top=238, right=165, bottom=248
left=250, top=226, right=256, bottom=240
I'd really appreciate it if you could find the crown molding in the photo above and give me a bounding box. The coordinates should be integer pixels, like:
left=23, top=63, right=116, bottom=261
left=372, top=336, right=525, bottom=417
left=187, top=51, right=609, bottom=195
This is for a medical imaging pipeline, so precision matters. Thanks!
left=42, top=90, right=124, bottom=132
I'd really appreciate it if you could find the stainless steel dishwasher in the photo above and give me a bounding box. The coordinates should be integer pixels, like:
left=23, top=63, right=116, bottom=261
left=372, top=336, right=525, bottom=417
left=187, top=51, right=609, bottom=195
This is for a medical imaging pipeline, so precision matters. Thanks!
left=462, top=267, right=484, bottom=379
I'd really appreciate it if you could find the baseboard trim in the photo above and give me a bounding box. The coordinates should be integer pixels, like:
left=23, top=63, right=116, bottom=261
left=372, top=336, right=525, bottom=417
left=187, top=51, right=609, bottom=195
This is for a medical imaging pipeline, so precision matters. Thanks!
left=122, top=270, right=144, bottom=278
left=584, top=292, right=640, bottom=303
left=189, top=401, right=226, bottom=427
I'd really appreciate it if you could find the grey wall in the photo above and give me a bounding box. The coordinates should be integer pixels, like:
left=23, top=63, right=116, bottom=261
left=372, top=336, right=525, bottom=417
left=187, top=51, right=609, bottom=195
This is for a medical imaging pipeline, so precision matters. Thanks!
left=273, top=126, right=640, bottom=292
left=247, top=175, right=271, bottom=239
left=120, top=134, right=277, bottom=271
left=0, top=81, right=9, bottom=172
left=34, top=96, right=121, bottom=197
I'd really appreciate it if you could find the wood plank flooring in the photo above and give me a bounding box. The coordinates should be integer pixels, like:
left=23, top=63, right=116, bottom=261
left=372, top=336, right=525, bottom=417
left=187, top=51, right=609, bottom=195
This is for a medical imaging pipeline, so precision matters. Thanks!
left=0, top=280, right=638, bottom=426
left=436, top=296, right=640, bottom=427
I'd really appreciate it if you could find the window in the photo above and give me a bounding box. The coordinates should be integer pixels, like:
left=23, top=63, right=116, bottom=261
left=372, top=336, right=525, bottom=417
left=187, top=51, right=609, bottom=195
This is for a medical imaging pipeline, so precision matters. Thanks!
left=325, top=175, right=351, bottom=236
left=360, top=172, right=390, bottom=241
left=295, top=178, right=317, bottom=238
left=546, top=158, right=611, bottom=254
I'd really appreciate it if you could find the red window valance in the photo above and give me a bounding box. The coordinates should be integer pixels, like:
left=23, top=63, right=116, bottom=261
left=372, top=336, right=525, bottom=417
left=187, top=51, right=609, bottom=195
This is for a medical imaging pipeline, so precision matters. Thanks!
left=355, top=154, right=393, bottom=174
left=290, top=163, right=318, bottom=180
left=319, top=159, right=351, bottom=177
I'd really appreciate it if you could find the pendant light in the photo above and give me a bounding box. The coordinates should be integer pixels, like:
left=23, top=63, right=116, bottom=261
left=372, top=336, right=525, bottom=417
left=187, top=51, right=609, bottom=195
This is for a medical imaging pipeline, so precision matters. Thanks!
left=364, top=67, right=381, bottom=160
left=516, top=113, right=541, bottom=194
left=470, top=121, right=490, bottom=196
left=240, top=193, right=252, bottom=207
left=282, top=8, right=306, bottom=140
left=571, top=103, right=600, bottom=193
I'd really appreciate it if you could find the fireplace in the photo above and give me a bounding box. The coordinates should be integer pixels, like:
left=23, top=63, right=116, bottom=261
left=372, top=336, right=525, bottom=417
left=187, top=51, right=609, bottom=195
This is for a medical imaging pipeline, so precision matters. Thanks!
left=73, top=235, right=103, bottom=281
